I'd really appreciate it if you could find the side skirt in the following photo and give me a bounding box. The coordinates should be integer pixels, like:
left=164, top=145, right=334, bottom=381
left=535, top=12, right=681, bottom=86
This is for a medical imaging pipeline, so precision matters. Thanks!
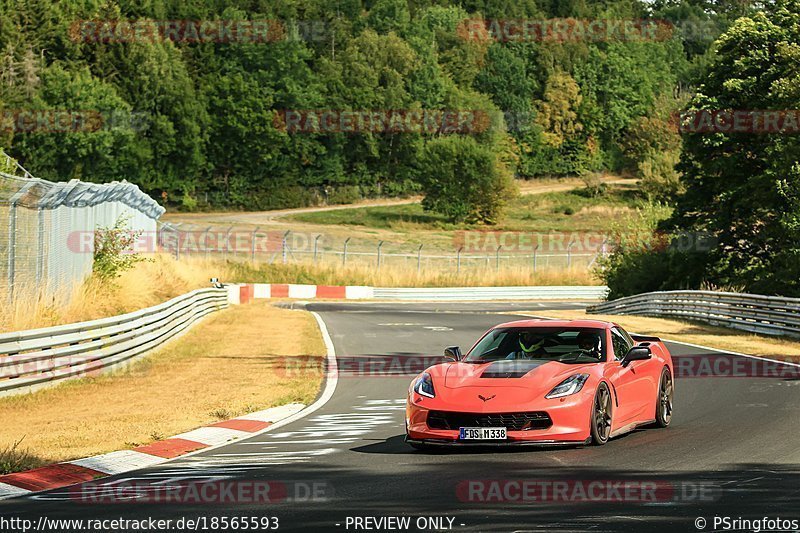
left=609, top=419, right=656, bottom=439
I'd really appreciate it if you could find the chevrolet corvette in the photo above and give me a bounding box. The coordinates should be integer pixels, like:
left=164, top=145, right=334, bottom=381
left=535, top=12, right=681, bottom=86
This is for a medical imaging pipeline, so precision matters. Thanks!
left=405, top=319, right=674, bottom=448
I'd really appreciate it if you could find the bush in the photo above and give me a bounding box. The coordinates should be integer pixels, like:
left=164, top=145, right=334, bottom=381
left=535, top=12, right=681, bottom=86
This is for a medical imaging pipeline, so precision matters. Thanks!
left=595, top=204, right=707, bottom=299
left=326, top=185, right=362, bottom=205
left=638, top=150, right=683, bottom=202
left=580, top=171, right=608, bottom=198
left=93, top=216, right=149, bottom=282
left=418, top=136, right=516, bottom=224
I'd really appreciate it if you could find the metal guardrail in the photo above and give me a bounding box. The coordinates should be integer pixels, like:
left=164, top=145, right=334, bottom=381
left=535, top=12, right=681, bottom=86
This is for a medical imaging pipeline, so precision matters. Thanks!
left=373, top=286, right=609, bottom=301
left=0, top=288, right=228, bottom=396
left=588, top=290, right=800, bottom=338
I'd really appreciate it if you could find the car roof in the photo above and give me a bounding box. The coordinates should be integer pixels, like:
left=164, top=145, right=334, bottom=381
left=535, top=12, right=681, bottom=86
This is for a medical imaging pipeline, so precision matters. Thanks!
left=492, top=318, right=614, bottom=330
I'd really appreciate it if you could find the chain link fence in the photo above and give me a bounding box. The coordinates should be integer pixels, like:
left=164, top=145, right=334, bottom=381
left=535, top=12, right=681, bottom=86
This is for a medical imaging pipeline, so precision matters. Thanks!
left=1, top=150, right=164, bottom=303
left=157, top=223, right=608, bottom=273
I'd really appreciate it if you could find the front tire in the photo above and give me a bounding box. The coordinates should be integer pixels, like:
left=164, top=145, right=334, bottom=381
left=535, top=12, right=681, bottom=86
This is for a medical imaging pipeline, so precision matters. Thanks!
left=590, top=382, right=613, bottom=445
left=655, top=368, right=673, bottom=428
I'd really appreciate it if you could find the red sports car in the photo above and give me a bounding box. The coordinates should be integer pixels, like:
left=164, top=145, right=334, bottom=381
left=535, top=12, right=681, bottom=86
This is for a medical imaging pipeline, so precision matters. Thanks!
left=405, top=319, right=674, bottom=448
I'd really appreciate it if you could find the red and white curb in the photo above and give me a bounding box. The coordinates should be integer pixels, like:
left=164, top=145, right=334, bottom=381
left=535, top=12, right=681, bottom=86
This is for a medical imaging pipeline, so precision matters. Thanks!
left=228, top=283, right=373, bottom=304
left=0, top=403, right=305, bottom=500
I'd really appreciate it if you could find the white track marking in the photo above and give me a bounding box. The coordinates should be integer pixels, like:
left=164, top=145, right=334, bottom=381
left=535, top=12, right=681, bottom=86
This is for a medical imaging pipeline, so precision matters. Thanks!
left=238, top=403, right=305, bottom=423
left=69, top=450, right=166, bottom=475
left=0, top=483, right=30, bottom=499
left=171, top=427, right=250, bottom=447
left=161, top=310, right=340, bottom=461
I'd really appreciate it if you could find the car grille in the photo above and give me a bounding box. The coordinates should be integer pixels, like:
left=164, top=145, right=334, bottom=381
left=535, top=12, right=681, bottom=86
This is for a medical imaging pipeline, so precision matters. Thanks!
left=426, top=411, right=552, bottom=431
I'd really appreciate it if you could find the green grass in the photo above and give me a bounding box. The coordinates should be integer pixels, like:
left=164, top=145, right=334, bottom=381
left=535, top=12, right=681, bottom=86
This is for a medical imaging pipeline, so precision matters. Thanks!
left=0, top=438, right=46, bottom=475
left=288, top=186, right=670, bottom=234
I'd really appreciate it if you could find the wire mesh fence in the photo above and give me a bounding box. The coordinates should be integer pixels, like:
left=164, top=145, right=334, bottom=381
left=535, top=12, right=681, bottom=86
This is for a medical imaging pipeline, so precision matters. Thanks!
left=1, top=150, right=164, bottom=303
left=156, top=222, right=608, bottom=274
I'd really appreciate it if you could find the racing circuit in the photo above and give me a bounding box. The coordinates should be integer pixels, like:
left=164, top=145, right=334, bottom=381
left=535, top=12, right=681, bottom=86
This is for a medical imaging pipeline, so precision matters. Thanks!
left=3, top=301, right=800, bottom=532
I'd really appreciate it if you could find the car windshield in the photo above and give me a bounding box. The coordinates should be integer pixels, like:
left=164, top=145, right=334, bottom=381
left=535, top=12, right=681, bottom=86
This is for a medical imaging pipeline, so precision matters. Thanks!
left=465, top=327, right=607, bottom=364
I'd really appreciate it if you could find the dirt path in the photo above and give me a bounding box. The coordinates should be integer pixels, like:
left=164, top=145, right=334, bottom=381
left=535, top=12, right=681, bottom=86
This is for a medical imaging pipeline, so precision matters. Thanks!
left=163, top=176, right=635, bottom=227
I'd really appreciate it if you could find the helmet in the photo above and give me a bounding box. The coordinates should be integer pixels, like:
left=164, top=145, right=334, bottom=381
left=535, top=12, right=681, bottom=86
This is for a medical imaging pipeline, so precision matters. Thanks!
left=518, top=331, right=545, bottom=354
left=576, top=332, right=601, bottom=352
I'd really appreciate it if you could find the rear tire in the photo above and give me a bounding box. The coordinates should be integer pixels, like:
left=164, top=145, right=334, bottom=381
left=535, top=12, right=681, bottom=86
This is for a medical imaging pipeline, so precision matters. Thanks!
left=590, top=382, right=613, bottom=445
left=655, top=368, right=673, bottom=428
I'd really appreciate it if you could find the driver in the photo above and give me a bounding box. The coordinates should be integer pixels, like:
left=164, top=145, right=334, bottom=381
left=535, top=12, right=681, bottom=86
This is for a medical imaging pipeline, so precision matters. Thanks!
left=576, top=332, right=602, bottom=360
left=509, top=331, right=549, bottom=359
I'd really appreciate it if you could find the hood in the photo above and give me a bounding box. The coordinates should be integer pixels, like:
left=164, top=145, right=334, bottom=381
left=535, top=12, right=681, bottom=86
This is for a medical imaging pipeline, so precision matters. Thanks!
left=442, top=360, right=593, bottom=390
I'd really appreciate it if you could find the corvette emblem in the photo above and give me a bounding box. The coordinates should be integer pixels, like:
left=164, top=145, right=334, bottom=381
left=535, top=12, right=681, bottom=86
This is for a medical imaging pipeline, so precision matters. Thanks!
left=478, top=394, right=496, bottom=402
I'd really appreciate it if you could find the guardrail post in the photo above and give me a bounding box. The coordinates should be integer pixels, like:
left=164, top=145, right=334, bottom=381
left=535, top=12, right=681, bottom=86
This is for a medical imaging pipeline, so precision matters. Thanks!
left=251, top=226, right=259, bottom=262
left=377, top=241, right=384, bottom=269
left=36, top=207, right=44, bottom=288
left=174, top=223, right=182, bottom=260
left=417, top=244, right=423, bottom=273
left=224, top=227, right=233, bottom=261
left=282, top=230, right=290, bottom=264
left=204, top=226, right=212, bottom=259
left=457, top=246, right=463, bottom=274
left=343, top=237, right=351, bottom=266
left=7, top=202, right=16, bottom=303
left=314, top=234, right=322, bottom=263
left=566, top=239, right=576, bottom=268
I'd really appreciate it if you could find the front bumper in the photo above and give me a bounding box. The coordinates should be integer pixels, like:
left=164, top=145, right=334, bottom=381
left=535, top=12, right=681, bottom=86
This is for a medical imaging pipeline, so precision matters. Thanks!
left=405, top=436, right=591, bottom=447
left=406, top=389, right=594, bottom=445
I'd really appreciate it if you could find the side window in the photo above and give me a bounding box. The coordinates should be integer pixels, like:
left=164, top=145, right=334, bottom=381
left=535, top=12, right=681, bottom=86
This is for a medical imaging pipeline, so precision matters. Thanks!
left=611, top=328, right=632, bottom=361
left=618, top=327, right=635, bottom=347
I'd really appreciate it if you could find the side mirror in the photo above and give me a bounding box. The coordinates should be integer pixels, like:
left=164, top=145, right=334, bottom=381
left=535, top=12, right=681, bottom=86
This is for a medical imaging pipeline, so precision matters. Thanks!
left=622, top=346, right=652, bottom=367
left=444, top=346, right=462, bottom=362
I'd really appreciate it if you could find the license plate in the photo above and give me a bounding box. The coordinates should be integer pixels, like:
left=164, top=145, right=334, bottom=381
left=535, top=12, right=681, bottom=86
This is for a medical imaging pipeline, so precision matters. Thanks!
left=459, top=427, right=507, bottom=440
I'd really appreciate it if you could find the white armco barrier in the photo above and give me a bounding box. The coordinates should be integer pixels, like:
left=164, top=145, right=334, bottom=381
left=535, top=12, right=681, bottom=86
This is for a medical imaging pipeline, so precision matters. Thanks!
left=244, top=283, right=607, bottom=301
left=0, top=288, right=228, bottom=396
left=371, top=286, right=609, bottom=301
left=588, top=290, right=800, bottom=338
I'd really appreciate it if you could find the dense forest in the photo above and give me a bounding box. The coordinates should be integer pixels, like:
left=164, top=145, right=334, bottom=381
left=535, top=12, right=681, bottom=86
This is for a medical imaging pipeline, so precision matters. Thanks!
left=4, top=0, right=800, bottom=297
left=0, top=0, right=745, bottom=211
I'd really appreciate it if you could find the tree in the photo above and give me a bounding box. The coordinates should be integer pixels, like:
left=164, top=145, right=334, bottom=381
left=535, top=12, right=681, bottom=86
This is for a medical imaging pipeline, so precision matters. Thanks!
left=418, top=136, right=516, bottom=224
left=670, top=0, right=800, bottom=295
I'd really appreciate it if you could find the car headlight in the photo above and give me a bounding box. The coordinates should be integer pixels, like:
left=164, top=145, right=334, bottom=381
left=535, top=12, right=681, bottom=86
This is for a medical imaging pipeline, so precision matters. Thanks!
left=545, top=374, right=589, bottom=399
left=413, top=372, right=436, bottom=398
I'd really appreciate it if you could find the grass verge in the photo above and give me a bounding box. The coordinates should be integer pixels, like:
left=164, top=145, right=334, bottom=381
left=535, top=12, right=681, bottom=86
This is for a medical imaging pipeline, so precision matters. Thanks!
left=529, top=309, right=800, bottom=360
left=0, top=301, right=324, bottom=471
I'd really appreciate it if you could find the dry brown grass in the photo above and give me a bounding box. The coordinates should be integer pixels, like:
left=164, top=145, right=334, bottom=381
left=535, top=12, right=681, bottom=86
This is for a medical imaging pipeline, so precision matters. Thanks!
left=0, top=255, right=238, bottom=332
left=229, top=261, right=601, bottom=288
left=0, top=301, right=324, bottom=467
left=527, top=309, right=800, bottom=360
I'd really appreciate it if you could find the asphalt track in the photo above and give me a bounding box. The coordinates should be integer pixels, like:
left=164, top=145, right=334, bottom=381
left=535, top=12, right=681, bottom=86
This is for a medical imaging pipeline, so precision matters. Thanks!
left=3, top=301, right=800, bottom=533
